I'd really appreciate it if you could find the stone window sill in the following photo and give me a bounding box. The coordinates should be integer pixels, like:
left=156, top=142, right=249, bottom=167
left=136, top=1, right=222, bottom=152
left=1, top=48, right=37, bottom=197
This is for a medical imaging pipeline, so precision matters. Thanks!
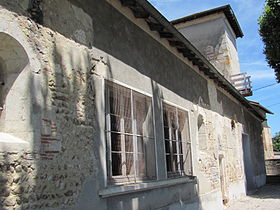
left=99, top=176, right=197, bottom=198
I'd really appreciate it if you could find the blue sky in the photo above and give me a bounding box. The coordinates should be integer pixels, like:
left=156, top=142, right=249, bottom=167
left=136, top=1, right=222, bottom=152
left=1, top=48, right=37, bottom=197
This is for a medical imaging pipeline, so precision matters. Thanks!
left=148, top=0, right=279, bottom=136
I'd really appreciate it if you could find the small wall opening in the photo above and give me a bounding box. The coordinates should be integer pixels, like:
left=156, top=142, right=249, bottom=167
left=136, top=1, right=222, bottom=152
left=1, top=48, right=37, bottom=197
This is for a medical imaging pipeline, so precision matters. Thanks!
left=198, top=114, right=207, bottom=150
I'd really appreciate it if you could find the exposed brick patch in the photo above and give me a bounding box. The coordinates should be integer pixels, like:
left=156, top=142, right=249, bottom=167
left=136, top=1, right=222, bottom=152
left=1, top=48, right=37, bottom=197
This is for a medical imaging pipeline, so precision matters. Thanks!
left=40, top=119, right=61, bottom=160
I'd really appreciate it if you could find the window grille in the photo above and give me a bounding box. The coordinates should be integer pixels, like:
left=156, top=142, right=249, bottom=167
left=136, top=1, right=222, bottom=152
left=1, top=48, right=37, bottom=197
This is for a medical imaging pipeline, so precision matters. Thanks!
left=105, top=81, right=154, bottom=184
left=163, top=103, right=192, bottom=177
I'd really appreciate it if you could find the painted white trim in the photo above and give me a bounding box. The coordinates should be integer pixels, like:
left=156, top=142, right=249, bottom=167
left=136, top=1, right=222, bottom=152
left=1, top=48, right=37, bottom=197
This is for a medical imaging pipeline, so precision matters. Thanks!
left=105, top=78, right=153, bottom=98
left=104, top=78, right=156, bottom=183
left=160, top=98, right=193, bottom=176
left=152, top=96, right=160, bottom=180
left=187, top=110, right=194, bottom=175
left=101, top=78, right=108, bottom=188
left=160, top=99, right=168, bottom=179
left=161, top=99, right=190, bottom=113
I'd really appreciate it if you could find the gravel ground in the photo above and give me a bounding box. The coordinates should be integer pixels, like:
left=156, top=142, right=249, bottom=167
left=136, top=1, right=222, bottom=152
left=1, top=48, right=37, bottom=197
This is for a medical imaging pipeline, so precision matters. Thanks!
left=226, top=184, right=280, bottom=210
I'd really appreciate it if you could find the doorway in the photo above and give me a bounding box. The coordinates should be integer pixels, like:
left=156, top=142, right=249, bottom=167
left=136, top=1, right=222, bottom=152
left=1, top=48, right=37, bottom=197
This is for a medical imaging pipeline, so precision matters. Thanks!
left=242, top=133, right=254, bottom=193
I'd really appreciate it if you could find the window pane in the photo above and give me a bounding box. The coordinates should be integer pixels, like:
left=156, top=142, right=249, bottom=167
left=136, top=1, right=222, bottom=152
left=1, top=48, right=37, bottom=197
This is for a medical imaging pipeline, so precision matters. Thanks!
left=107, top=82, right=131, bottom=118
left=122, top=95, right=131, bottom=118
left=137, top=154, right=145, bottom=175
left=178, top=131, right=182, bottom=141
left=112, top=153, right=122, bottom=176
left=163, top=111, right=168, bottom=126
left=124, top=117, right=132, bottom=133
left=179, top=155, right=184, bottom=172
left=137, top=136, right=144, bottom=153
left=178, top=109, right=189, bottom=141
left=179, top=141, right=183, bottom=154
left=133, top=91, right=152, bottom=136
left=162, top=102, right=192, bottom=177
left=164, top=127, right=170, bottom=139
left=171, top=128, right=176, bottom=140
left=172, top=140, right=177, bottom=154
left=109, top=95, right=121, bottom=115
left=166, top=155, right=172, bottom=172
left=125, top=135, right=133, bottom=152
left=173, top=155, right=178, bottom=172
left=110, top=114, right=121, bottom=132
left=111, top=133, right=121, bottom=151
left=106, top=82, right=154, bottom=182
left=165, top=140, right=170, bottom=153
left=170, top=111, right=177, bottom=129
left=126, top=153, right=134, bottom=175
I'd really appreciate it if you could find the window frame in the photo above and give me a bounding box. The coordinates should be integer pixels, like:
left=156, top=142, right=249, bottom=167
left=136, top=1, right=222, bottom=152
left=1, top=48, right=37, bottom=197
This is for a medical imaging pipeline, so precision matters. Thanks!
left=104, top=79, right=155, bottom=185
left=161, top=99, right=193, bottom=178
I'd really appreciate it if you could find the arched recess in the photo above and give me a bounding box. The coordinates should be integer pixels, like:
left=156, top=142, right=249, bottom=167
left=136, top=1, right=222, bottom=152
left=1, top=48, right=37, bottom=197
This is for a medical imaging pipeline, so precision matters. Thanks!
left=197, top=114, right=208, bottom=150
left=0, top=32, right=29, bottom=130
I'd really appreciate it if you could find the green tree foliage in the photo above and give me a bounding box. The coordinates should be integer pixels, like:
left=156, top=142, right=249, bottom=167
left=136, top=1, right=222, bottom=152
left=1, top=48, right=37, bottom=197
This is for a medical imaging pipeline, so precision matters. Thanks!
left=259, top=0, right=280, bottom=82
left=273, top=132, right=280, bottom=152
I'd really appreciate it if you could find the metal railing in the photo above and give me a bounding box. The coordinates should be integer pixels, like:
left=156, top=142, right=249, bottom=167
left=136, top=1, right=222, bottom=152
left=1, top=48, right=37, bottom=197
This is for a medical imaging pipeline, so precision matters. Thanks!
left=230, top=72, right=252, bottom=97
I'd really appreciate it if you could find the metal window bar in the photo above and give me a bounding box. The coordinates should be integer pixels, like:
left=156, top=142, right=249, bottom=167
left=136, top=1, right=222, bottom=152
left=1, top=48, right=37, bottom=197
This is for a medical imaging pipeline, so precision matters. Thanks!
left=163, top=103, right=192, bottom=177
left=106, top=81, right=152, bottom=184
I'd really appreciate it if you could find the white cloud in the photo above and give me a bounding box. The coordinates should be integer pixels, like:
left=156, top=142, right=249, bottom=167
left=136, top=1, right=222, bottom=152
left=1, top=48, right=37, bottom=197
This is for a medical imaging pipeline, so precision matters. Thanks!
left=249, top=70, right=275, bottom=81
left=241, top=60, right=267, bottom=66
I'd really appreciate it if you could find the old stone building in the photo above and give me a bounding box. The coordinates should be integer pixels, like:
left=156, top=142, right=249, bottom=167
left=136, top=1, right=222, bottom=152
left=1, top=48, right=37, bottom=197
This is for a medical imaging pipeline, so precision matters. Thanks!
left=0, top=0, right=268, bottom=209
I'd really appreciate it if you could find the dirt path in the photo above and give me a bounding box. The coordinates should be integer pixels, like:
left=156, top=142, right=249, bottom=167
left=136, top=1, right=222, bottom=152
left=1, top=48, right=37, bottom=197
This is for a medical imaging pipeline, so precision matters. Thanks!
left=226, top=184, right=280, bottom=210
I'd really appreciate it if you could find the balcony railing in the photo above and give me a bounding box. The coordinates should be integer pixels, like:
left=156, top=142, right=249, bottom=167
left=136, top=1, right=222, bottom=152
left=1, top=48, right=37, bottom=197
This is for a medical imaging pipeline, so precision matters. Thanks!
left=230, top=72, right=252, bottom=97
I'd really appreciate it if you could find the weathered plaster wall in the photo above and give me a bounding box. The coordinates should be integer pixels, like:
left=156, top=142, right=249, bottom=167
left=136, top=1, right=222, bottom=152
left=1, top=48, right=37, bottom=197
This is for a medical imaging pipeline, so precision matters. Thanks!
left=0, top=6, right=99, bottom=210
left=175, top=14, right=241, bottom=79
left=0, top=0, right=266, bottom=209
left=262, top=125, right=274, bottom=159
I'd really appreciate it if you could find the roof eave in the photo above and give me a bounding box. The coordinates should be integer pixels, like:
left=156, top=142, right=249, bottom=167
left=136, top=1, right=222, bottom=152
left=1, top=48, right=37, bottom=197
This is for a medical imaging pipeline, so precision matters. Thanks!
left=171, top=4, right=244, bottom=38
left=118, top=0, right=264, bottom=121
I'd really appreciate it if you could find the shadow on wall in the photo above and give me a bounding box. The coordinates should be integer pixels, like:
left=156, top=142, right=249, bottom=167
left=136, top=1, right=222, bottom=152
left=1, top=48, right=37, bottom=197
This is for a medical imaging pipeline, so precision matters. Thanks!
left=39, top=0, right=210, bottom=110
left=0, top=33, right=29, bottom=121
left=0, top=0, right=203, bottom=209
left=1, top=0, right=216, bottom=117
left=0, top=19, right=104, bottom=208
left=0, top=32, right=31, bottom=209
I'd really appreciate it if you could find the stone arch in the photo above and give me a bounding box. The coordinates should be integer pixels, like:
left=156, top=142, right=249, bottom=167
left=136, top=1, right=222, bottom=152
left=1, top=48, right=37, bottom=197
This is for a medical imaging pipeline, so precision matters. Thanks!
left=0, top=32, right=29, bottom=127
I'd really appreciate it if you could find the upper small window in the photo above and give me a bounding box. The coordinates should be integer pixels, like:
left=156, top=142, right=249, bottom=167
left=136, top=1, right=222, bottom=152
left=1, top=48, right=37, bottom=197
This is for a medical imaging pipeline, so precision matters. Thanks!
left=105, top=81, right=155, bottom=184
left=162, top=103, right=192, bottom=177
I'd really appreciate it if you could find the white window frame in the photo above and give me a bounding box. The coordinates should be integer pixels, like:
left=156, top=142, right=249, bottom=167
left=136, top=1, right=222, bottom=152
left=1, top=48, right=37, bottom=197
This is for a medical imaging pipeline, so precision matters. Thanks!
left=104, top=79, right=155, bottom=184
left=161, top=99, right=193, bottom=178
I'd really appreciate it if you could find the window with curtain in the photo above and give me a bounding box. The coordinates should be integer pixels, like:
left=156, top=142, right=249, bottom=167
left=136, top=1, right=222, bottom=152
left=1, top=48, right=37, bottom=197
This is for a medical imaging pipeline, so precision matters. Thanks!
left=162, top=103, right=192, bottom=177
left=105, top=81, right=155, bottom=184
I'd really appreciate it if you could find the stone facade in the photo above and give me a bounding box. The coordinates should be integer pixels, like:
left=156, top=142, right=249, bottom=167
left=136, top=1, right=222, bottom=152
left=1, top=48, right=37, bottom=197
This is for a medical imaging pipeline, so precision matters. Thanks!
left=0, top=1, right=266, bottom=210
